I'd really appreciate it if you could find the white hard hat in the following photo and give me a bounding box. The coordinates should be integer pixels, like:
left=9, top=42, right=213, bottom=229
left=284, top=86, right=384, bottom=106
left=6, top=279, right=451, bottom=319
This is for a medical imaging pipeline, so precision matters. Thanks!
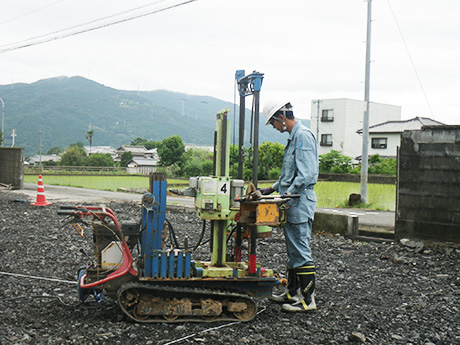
left=263, top=101, right=292, bottom=125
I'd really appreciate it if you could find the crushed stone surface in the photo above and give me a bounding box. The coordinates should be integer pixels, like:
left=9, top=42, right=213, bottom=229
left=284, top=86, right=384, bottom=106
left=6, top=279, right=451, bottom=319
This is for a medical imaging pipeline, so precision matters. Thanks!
left=1, top=191, right=459, bottom=345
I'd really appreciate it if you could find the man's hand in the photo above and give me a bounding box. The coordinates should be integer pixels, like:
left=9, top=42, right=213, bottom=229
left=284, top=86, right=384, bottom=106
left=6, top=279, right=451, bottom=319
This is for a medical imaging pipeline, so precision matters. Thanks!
left=259, top=187, right=274, bottom=195
left=282, top=191, right=292, bottom=197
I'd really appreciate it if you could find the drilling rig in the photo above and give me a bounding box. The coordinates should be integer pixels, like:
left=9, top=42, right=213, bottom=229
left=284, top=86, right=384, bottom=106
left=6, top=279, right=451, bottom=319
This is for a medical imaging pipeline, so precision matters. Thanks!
left=58, top=71, right=295, bottom=322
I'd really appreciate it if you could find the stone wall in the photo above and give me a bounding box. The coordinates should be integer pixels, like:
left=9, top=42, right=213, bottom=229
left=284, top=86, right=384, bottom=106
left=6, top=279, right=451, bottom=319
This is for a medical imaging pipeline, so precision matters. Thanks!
left=0, top=148, right=24, bottom=189
left=396, top=126, right=460, bottom=243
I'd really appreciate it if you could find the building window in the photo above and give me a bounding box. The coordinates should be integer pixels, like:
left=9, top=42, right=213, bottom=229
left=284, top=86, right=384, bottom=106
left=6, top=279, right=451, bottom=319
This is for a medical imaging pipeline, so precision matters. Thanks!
left=321, top=109, right=334, bottom=122
left=371, top=137, right=387, bottom=149
left=320, top=134, right=333, bottom=146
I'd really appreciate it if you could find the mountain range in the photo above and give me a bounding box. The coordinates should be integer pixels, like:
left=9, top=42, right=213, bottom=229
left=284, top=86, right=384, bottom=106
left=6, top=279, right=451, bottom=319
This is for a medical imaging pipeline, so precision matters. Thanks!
left=0, top=76, right=309, bottom=157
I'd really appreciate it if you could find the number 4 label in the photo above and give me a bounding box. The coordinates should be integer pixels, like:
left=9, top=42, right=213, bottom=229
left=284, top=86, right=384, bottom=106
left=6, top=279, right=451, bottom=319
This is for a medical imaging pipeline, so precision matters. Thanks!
left=218, top=182, right=228, bottom=195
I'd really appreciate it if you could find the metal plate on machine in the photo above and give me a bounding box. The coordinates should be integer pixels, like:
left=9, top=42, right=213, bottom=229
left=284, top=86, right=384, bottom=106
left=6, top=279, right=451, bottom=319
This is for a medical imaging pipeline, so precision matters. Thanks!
left=240, top=202, right=282, bottom=226
left=256, top=203, right=280, bottom=225
left=101, top=241, right=123, bottom=269
left=202, top=179, right=217, bottom=194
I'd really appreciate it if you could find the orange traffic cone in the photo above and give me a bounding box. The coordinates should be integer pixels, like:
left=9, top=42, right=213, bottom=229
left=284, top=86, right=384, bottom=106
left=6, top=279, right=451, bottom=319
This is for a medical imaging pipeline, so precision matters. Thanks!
left=31, top=174, right=52, bottom=206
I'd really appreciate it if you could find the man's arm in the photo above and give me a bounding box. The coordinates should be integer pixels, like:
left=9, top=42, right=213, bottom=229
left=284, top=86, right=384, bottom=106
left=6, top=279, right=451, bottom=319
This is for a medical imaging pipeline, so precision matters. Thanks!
left=286, top=131, right=318, bottom=195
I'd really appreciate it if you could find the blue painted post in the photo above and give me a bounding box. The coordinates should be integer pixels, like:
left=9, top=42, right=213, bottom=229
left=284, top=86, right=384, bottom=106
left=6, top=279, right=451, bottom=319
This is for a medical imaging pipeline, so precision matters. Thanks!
left=184, top=252, right=191, bottom=278
left=152, top=252, right=159, bottom=278
left=160, top=251, right=167, bottom=278
left=168, top=251, right=175, bottom=278
left=177, top=251, right=183, bottom=278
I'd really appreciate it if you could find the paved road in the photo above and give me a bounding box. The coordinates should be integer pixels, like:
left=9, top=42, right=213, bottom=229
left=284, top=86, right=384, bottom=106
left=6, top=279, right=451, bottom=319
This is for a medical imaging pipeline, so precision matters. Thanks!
left=5, top=183, right=194, bottom=207
left=4, top=183, right=394, bottom=229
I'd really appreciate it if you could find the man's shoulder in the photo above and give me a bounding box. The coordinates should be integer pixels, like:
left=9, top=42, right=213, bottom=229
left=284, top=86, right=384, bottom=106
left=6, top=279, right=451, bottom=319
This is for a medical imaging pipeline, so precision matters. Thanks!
left=295, top=122, right=314, bottom=137
left=293, top=123, right=316, bottom=147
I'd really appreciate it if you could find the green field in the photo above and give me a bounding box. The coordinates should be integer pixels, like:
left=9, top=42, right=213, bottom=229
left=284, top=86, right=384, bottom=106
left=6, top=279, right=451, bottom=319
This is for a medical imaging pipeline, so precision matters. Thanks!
left=25, top=175, right=395, bottom=211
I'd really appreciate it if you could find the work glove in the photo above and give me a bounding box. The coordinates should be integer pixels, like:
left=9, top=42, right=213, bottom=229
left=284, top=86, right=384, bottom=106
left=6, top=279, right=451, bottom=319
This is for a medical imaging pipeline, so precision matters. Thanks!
left=259, top=187, right=274, bottom=195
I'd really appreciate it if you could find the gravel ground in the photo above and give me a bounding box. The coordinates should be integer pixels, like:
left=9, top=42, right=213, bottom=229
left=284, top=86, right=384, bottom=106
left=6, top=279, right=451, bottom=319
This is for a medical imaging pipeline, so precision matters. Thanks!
left=1, top=190, right=459, bottom=345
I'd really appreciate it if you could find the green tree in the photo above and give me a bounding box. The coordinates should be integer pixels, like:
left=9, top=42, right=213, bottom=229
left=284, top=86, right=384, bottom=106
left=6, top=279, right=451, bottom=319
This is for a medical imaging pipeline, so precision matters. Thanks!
left=131, top=137, right=147, bottom=146
left=42, top=158, right=59, bottom=166
left=144, top=140, right=159, bottom=150
left=258, top=141, right=285, bottom=180
left=59, top=145, right=87, bottom=166
left=229, top=143, right=284, bottom=181
left=71, top=141, right=85, bottom=149
left=47, top=146, right=64, bottom=155
left=86, top=153, right=114, bottom=167
left=319, top=150, right=353, bottom=173
left=157, top=135, right=185, bottom=167
left=86, top=130, right=94, bottom=153
left=0, top=130, right=3, bottom=146
left=180, top=148, right=213, bottom=177
left=120, top=151, right=133, bottom=167
left=229, top=144, right=246, bottom=178
left=130, top=137, right=158, bottom=150
left=368, top=154, right=396, bottom=175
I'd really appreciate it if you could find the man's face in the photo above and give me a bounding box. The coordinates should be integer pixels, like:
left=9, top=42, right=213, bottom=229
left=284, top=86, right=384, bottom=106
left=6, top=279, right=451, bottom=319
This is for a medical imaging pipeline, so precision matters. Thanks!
left=270, top=116, right=285, bottom=133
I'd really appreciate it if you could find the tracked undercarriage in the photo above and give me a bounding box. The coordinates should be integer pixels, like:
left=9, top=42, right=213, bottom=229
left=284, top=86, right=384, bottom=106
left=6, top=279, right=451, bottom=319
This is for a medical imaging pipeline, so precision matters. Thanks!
left=118, top=283, right=257, bottom=323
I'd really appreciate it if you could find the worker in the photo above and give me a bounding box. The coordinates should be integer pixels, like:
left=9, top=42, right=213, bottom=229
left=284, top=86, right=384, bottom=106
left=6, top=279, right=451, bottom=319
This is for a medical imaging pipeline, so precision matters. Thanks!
left=260, top=101, right=319, bottom=312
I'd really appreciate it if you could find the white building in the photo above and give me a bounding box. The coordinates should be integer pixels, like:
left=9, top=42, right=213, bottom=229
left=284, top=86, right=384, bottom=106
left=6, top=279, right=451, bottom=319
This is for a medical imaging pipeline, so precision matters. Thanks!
left=116, top=145, right=147, bottom=162
left=27, top=154, right=60, bottom=166
left=357, top=117, right=445, bottom=157
left=144, top=148, right=159, bottom=159
left=309, top=99, right=401, bottom=159
left=84, top=146, right=117, bottom=159
left=126, top=157, right=159, bottom=175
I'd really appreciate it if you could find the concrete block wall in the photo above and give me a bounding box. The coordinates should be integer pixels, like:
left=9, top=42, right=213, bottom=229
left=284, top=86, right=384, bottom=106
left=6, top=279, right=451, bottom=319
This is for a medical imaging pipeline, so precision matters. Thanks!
left=0, top=147, right=24, bottom=190
left=396, top=126, right=460, bottom=243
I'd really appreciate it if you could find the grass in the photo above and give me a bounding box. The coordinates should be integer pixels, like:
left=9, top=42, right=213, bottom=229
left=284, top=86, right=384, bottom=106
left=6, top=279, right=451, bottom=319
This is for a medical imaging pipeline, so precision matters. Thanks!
left=315, top=181, right=395, bottom=211
left=257, top=181, right=395, bottom=211
left=25, top=175, right=396, bottom=211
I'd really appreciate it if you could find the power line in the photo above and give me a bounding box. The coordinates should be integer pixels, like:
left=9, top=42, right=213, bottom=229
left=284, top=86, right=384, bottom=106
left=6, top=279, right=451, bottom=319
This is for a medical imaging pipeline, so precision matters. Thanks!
left=0, top=0, right=68, bottom=26
left=0, top=0, right=197, bottom=55
left=386, top=0, right=435, bottom=119
left=0, top=0, right=170, bottom=49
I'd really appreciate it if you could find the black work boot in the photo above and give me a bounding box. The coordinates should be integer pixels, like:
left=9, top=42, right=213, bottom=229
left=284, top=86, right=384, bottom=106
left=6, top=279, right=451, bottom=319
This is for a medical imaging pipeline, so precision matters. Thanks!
left=270, top=267, right=301, bottom=304
left=282, top=265, right=316, bottom=312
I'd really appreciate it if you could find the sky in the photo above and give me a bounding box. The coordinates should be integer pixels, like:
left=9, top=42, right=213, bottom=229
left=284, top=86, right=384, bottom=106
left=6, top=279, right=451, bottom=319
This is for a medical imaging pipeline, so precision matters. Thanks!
left=0, top=0, right=459, bottom=125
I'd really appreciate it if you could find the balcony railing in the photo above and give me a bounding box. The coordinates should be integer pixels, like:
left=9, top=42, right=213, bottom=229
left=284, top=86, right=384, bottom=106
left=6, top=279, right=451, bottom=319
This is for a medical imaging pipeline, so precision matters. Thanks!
left=320, top=141, right=333, bottom=147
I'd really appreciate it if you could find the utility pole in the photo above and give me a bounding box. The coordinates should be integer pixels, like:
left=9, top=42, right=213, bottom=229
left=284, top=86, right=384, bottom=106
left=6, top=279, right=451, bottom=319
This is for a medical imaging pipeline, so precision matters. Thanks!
left=39, top=130, right=43, bottom=171
left=0, top=97, right=4, bottom=147
left=360, top=0, right=372, bottom=203
left=11, top=129, right=16, bottom=147
left=313, top=100, right=321, bottom=143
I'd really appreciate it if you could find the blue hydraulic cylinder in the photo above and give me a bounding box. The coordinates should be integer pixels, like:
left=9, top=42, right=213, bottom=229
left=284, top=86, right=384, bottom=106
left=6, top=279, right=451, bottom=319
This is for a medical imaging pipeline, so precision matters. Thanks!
left=168, top=251, right=175, bottom=278
left=151, top=253, right=159, bottom=278
left=177, top=252, right=183, bottom=278
left=141, top=175, right=167, bottom=278
left=184, top=252, right=191, bottom=278
left=160, top=251, right=167, bottom=278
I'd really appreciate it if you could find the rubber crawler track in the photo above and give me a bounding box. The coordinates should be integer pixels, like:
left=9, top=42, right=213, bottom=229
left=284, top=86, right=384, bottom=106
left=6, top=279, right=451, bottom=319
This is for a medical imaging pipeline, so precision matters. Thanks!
left=117, top=282, right=257, bottom=323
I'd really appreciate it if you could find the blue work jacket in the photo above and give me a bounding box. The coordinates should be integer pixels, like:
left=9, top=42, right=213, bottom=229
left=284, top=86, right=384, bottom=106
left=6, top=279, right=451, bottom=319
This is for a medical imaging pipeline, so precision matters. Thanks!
left=272, top=120, right=319, bottom=224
